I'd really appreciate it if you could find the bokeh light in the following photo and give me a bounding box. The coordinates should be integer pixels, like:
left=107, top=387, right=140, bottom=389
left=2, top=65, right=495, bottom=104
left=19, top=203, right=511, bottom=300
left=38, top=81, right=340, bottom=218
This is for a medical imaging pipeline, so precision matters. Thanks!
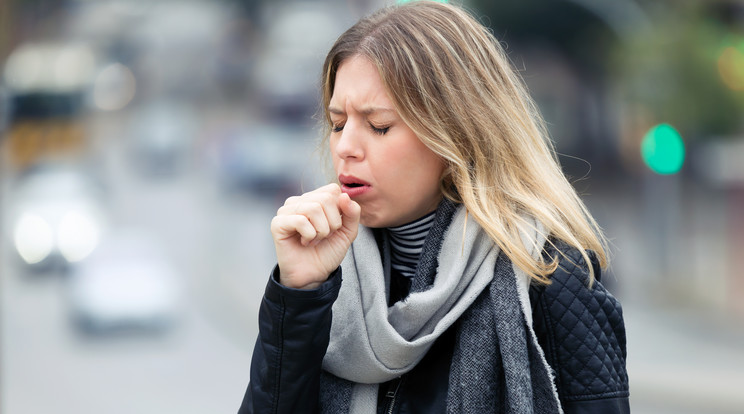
left=641, top=123, right=685, bottom=175
left=13, top=213, right=54, bottom=264
left=58, top=211, right=100, bottom=263
left=718, top=45, right=744, bottom=91
left=3, top=43, right=95, bottom=93
left=92, top=63, right=137, bottom=111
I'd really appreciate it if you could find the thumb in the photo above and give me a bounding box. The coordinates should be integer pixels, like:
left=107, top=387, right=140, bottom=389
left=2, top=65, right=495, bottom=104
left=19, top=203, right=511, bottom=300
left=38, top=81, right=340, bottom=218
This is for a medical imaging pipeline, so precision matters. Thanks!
left=338, top=193, right=361, bottom=235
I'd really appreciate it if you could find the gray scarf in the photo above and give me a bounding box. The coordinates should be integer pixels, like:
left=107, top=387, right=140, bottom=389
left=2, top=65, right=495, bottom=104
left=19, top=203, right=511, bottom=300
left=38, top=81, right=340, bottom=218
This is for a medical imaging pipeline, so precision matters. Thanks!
left=320, top=201, right=562, bottom=413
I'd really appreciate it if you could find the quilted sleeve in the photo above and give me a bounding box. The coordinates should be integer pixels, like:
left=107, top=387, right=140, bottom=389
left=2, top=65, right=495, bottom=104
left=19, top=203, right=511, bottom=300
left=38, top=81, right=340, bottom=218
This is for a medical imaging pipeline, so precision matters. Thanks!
left=529, top=243, right=630, bottom=414
left=238, top=266, right=342, bottom=414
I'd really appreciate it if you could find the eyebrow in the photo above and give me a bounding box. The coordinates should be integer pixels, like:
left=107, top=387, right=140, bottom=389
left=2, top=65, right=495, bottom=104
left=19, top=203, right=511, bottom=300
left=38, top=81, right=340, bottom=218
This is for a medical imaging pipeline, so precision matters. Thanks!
left=328, top=106, right=396, bottom=115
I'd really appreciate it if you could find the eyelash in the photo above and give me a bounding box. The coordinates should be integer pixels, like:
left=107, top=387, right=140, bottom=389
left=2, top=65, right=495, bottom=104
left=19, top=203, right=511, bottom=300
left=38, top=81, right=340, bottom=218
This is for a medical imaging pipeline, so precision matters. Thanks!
left=331, top=123, right=390, bottom=135
left=371, top=125, right=390, bottom=135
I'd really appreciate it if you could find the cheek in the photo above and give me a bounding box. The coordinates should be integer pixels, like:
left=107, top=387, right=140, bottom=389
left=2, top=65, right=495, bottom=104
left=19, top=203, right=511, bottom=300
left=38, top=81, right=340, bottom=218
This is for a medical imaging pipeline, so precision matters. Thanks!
left=412, top=155, right=445, bottom=196
left=412, top=165, right=443, bottom=194
left=383, top=150, right=441, bottom=193
left=407, top=142, right=445, bottom=178
left=374, top=148, right=407, bottom=182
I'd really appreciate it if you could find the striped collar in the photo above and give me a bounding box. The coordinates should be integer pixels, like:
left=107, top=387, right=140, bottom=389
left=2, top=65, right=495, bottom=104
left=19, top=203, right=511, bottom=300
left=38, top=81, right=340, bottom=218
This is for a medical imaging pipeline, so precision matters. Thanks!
left=386, top=211, right=437, bottom=278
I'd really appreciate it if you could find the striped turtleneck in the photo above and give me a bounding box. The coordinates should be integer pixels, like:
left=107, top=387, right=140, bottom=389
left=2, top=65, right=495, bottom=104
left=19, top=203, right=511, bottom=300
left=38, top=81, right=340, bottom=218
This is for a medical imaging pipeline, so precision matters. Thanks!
left=386, top=210, right=437, bottom=278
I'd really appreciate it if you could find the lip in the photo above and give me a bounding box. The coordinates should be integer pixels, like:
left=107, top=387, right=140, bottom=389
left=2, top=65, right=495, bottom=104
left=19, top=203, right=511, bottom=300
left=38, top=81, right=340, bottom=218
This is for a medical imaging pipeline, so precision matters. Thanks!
left=338, top=174, right=371, bottom=197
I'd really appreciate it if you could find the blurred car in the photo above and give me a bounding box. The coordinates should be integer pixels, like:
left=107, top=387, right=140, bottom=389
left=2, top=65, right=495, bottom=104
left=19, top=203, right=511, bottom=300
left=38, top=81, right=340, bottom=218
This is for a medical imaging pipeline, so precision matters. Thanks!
left=67, top=230, right=180, bottom=334
left=3, top=41, right=96, bottom=169
left=128, top=101, right=197, bottom=176
left=211, top=122, right=324, bottom=199
left=6, top=164, right=108, bottom=271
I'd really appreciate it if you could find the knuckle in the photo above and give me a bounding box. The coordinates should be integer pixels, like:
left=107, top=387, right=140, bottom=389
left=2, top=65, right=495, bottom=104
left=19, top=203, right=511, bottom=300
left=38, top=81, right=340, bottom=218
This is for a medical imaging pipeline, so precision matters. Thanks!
left=317, top=183, right=339, bottom=196
left=320, top=192, right=336, bottom=205
left=309, top=201, right=324, bottom=214
left=303, top=222, right=318, bottom=237
left=270, top=215, right=287, bottom=233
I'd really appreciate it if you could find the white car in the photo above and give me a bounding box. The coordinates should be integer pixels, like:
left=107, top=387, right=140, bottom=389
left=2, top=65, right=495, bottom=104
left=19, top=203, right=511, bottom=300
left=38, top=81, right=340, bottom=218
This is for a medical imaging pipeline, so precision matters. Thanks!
left=7, top=164, right=107, bottom=270
left=67, top=230, right=180, bottom=333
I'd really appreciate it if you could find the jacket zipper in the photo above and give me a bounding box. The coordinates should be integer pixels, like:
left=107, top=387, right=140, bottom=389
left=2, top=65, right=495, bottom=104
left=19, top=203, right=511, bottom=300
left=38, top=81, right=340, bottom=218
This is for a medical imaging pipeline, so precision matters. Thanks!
left=385, top=377, right=403, bottom=414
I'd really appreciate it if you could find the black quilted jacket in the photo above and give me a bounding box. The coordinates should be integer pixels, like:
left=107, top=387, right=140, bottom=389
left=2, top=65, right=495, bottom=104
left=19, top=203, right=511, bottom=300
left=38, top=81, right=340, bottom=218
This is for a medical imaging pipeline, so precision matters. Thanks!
left=238, top=242, right=629, bottom=413
left=529, top=241, right=630, bottom=413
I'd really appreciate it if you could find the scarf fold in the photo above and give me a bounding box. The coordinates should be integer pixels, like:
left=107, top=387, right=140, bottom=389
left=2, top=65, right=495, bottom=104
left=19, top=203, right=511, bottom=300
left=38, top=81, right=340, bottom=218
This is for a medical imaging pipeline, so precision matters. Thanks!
left=320, top=201, right=562, bottom=414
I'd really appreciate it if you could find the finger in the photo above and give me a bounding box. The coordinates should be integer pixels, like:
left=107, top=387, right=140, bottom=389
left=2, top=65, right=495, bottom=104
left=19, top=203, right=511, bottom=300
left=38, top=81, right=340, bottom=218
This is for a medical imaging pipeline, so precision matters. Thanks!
left=338, top=193, right=361, bottom=233
left=280, top=183, right=338, bottom=208
left=292, top=201, right=332, bottom=240
left=281, top=195, right=301, bottom=208
left=312, top=183, right=342, bottom=196
left=308, top=185, right=343, bottom=229
left=288, top=183, right=340, bottom=202
left=271, top=215, right=317, bottom=246
left=321, top=192, right=343, bottom=233
left=278, top=184, right=340, bottom=213
left=279, top=187, right=343, bottom=233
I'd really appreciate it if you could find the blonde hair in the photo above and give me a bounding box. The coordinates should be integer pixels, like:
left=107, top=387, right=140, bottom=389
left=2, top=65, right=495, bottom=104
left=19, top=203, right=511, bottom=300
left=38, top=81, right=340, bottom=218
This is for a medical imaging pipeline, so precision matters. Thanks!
left=320, top=0, right=608, bottom=284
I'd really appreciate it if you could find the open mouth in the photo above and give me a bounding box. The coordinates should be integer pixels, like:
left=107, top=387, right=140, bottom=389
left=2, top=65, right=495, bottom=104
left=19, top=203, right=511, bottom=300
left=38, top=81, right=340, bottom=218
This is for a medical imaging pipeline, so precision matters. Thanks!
left=338, top=175, right=371, bottom=196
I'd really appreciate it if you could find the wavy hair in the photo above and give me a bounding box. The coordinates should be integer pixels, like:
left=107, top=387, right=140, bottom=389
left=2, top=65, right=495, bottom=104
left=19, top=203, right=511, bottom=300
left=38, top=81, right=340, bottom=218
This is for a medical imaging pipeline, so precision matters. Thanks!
left=320, top=0, right=608, bottom=284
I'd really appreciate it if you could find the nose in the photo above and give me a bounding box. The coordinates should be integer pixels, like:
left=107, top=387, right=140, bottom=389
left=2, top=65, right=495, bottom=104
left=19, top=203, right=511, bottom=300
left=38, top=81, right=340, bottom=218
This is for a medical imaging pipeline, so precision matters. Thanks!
left=332, top=121, right=364, bottom=160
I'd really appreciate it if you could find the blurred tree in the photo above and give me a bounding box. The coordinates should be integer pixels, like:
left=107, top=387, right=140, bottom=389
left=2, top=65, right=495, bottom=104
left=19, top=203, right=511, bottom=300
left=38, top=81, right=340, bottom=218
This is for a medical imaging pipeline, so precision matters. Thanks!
left=467, top=0, right=617, bottom=72
left=466, top=0, right=627, bottom=176
left=612, top=0, right=744, bottom=141
left=468, top=0, right=744, bottom=177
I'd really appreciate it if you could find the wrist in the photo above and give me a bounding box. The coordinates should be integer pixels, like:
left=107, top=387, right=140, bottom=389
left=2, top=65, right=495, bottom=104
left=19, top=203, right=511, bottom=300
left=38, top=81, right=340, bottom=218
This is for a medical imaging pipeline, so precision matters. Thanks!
left=277, top=269, right=328, bottom=290
left=280, top=278, right=323, bottom=290
left=265, top=265, right=342, bottom=304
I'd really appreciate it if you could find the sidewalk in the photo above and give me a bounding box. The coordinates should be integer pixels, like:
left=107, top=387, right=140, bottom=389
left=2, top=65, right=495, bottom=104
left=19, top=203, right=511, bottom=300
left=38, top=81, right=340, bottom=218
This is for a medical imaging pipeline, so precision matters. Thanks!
left=624, top=303, right=744, bottom=414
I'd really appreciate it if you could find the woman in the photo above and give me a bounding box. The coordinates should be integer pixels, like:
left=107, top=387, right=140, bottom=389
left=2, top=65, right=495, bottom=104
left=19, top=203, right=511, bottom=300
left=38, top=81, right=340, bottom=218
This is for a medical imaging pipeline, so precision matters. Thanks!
left=239, top=1, right=629, bottom=413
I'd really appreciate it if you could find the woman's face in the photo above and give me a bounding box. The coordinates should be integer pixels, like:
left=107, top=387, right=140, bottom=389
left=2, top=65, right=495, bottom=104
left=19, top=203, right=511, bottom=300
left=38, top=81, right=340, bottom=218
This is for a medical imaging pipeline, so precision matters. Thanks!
left=329, top=56, right=445, bottom=228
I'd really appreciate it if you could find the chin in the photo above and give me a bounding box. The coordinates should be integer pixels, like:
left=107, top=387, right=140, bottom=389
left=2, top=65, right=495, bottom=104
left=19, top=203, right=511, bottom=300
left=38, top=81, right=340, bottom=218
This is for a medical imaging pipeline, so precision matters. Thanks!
left=359, top=217, right=378, bottom=228
left=362, top=214, right=411, bottom=229
left=360, top=213, right=389, bottom=229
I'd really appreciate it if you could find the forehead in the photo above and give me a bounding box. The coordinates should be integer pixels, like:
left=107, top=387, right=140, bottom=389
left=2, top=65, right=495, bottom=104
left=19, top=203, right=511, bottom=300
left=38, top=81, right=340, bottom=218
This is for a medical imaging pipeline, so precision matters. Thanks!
left=329, top=56, right=393, bottom=110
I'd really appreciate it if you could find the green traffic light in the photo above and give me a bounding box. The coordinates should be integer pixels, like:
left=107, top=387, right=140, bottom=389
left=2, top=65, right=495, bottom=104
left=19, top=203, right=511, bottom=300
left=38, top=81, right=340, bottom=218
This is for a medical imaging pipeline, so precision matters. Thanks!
left=641, top=124, right=685, bottom=175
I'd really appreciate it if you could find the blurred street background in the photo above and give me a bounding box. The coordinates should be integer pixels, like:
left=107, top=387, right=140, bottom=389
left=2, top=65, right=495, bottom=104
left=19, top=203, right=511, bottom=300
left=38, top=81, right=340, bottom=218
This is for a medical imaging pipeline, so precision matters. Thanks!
left=1, top=0, right=743, bottom=413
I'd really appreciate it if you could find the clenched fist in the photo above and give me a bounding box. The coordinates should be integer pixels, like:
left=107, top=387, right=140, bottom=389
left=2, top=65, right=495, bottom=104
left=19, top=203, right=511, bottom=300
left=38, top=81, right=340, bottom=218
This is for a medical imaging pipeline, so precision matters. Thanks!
left=270, top=183, right=361, bottom=290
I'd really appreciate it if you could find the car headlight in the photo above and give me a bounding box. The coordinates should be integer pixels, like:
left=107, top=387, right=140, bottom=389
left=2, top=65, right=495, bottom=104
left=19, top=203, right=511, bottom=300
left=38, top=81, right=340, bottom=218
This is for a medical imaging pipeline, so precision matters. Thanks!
left=14, top=213, right=54, bottom=264
left=58, top=211, right=100, bottom=262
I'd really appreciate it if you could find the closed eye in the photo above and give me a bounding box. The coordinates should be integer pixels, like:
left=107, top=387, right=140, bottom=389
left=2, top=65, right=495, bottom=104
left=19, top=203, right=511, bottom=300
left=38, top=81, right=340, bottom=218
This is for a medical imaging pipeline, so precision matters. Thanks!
left=370, top=123, right=390, bottom=135
left=332, top=123, right=389, bottom=135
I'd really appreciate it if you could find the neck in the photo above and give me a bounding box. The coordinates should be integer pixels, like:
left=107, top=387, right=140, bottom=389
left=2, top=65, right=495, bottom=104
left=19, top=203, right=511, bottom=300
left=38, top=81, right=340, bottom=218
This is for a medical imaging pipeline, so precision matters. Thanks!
left=386, top=211, right=437, bottom=278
